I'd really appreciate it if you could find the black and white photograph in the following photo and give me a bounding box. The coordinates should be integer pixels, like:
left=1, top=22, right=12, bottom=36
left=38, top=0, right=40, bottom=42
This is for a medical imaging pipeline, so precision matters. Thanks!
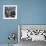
left=18, top=25, right=46, bottom=46
left=3, top=5, right=17, bottom=19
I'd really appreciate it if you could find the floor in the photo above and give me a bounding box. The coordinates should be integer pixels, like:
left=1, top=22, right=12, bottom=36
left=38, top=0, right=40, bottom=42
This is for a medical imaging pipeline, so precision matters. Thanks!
left=0, top=44, right=18, bottom=46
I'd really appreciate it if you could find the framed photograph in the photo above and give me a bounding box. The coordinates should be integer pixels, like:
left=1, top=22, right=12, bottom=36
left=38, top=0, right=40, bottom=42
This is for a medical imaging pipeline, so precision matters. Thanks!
left=3, top=5, right=17, bottom=19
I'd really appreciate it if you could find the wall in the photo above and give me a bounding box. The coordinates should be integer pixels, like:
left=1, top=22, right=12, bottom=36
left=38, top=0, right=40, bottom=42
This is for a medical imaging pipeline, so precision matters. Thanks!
left=0, top=0, right=46, bottom=44
left=0, top=0, right=19, bottom=44
left=20, top=0, right=46, bottom=24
